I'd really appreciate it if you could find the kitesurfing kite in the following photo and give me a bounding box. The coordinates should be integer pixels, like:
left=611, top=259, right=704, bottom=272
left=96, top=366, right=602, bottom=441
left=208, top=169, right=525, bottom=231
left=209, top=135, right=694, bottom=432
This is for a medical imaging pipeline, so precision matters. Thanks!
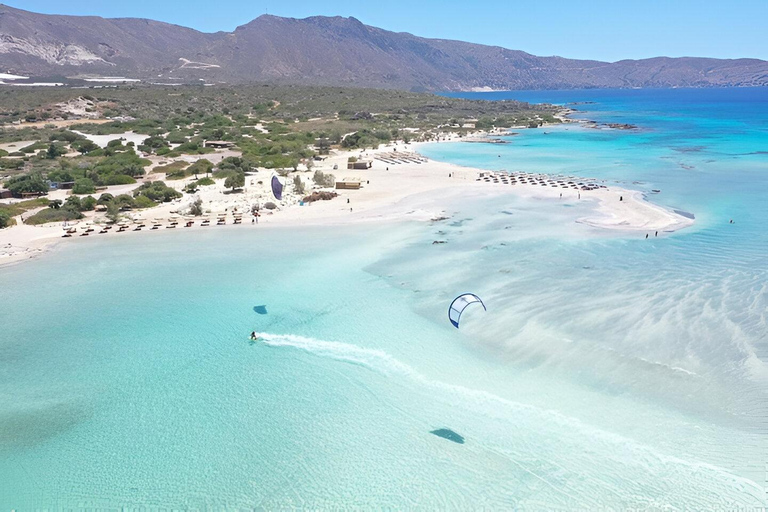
left=271, top=175, right=284, bottom=201
left=448, top=293, right=486, bottom=328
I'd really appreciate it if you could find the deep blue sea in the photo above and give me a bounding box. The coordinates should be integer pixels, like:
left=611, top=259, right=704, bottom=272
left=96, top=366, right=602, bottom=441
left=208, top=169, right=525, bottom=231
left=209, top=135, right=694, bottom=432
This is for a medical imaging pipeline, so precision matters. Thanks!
left=1, top=88, right=766, bottom=508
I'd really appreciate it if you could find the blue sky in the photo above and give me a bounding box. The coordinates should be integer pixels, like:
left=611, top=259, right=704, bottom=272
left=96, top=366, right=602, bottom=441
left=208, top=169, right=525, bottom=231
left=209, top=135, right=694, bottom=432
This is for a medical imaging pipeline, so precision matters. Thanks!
left=7, top=0, right=767, bottom=62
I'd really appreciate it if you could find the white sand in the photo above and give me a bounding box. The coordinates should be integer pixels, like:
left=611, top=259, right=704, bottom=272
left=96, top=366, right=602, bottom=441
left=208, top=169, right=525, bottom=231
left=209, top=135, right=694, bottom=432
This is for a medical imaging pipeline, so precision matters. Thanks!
left=0, top=73, right=28, bottom=80
left=0, top=141, right=693, bottom=267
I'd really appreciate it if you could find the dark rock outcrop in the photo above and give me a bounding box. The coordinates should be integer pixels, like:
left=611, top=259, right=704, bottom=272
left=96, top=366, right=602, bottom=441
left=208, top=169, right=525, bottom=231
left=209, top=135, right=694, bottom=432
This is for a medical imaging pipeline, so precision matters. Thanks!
left=302, top=191, right=338, bottom=203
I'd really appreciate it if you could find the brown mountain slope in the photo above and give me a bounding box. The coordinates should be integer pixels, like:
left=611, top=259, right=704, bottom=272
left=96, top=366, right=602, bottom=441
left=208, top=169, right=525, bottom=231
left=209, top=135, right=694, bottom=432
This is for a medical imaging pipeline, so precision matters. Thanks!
left=1, top=5, right=766, bottom=90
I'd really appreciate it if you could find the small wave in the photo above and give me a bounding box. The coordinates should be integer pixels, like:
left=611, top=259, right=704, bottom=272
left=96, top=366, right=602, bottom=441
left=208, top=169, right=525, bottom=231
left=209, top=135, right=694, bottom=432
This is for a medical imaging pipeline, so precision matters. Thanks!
left=253, top=332, right=763, bottom=504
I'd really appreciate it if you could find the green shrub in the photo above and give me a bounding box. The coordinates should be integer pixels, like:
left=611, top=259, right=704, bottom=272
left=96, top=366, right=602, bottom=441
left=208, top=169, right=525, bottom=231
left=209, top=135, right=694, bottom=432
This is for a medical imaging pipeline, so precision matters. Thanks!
left=133, top=195, right=157, bottom=209
left=92, top=150, right=149, bottom=182
left=97, top=193, right=114, bottom=205
left=224, top=172, right=245, bottom=191
left=64, top=196, right=82, bottom=211
left=166, top=131, right=189, bottom=144
left=71, top=139, right=100, bottom=154
left=114, top=194, right=135, bottom=209
left=20, top=141, right=48, bottom=154
left=196, top=177, right=215, bottom=186
left=312, top=170, right=335, bottom=187
left=81, top=196, right=97, bottom=211
left=72, top=178, right=96, bottom=194
left=158, top=161, right=192, bottom=180
left=5, top=173, right=48, bottom=196
left=187, top=159, right=214, bottom=178
left=133, top=181, right=182, bottom=202
left=174, top=141, right=214, bottom=155
left=0, top=158, right=24, bottom=170
left=292, top=175, right=305, bottom=195
left=103, top=174, right=136, bottom=186
left=49, top=130, right=83, bottom=143
left=189, top=198, right=203, bottom=216
left=24, top=208, right=83, bottom=225
left=0, top=210, right=11, bottom=228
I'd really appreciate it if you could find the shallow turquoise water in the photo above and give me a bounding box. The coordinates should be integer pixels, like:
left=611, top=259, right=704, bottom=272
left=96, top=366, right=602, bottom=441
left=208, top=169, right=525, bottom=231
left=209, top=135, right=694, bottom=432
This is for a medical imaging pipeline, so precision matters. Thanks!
left=1, top=88, right=767, bottom=508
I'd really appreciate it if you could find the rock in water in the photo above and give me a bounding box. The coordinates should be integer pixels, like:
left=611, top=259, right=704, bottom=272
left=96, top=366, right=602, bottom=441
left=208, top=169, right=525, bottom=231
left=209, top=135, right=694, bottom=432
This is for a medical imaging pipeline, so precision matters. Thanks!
left=430, top=428, right=465, bottom=444
left=253, top=305, right=268, bottom=315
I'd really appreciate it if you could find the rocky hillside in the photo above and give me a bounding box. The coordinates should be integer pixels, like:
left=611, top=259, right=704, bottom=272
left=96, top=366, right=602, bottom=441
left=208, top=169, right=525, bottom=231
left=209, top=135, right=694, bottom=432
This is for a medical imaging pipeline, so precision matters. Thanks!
left=1, top=4, right=766, bottom=91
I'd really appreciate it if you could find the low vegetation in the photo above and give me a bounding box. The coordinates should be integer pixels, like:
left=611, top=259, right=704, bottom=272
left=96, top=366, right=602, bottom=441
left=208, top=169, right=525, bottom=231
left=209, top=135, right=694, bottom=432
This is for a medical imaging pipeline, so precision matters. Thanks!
left=24, top=207, right=83, bottom=225
left=133, top=181, right=182, bottom=203
left=0, top=83, right=563, bottom=223
left=312, top=170, right=335, bottom=187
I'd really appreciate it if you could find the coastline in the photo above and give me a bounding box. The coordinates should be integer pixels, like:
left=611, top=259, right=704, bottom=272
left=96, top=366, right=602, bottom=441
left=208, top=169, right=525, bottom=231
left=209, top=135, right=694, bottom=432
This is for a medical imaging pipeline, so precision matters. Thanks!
left=0, top=135, right=693, bottom=269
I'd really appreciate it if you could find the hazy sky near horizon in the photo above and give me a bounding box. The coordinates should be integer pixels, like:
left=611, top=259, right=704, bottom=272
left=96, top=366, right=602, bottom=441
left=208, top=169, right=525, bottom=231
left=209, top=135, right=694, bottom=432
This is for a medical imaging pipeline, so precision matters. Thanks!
left=7, top=0, right=767, bottom=62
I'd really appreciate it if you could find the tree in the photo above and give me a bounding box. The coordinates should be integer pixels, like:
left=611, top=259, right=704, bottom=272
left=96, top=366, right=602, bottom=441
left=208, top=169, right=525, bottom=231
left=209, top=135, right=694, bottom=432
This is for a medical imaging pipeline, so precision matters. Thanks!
left=189, top=198, right=203, bottom=216
left=81, top=196, right=97, bottom=211
left=65, top=196, right=82, bottom=211
left=292, top=175, right=305, bottom=195
left=48, top=199, right=63, bottom=209
left=105, top=201, right=120, bottom=223
left=224, top=171, right=245, bottom=191
left=133, top=195, right=156, bottom=209
left=188, top=159, right=213, bottom=178
left=46, top=143, right=66, bottom=159
left=6, top=173, right=48, bottom=197
left=313, top=171, right=335, bottom=187
left=133, top=181, right=182, bottom=202
left=0, top=210, right=11, bottom=229
left=72, top=178, right=96, bottom=195
left=97, top=193, right=114, bottom=205
left=72, top=139, right=99, bottom=154
left=138, top=135, right=167, bottom=154
left=114, top=194, right=135, bottom=210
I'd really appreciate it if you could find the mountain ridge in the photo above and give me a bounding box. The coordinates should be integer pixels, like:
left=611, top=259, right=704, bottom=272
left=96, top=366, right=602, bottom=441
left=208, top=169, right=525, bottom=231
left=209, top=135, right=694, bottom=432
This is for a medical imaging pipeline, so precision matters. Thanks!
left=1, top=4, right=766, bottom=91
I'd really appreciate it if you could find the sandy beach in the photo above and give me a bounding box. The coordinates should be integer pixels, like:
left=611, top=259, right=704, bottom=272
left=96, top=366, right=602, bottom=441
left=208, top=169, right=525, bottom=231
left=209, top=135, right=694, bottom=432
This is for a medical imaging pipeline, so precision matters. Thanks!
left=0, top=138, right=693, bottom=267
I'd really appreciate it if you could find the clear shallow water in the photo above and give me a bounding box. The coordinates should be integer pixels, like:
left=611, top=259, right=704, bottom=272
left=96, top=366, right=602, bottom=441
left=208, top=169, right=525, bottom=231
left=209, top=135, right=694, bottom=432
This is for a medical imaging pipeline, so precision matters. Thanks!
left=1, top=88, right=767, bottom=508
